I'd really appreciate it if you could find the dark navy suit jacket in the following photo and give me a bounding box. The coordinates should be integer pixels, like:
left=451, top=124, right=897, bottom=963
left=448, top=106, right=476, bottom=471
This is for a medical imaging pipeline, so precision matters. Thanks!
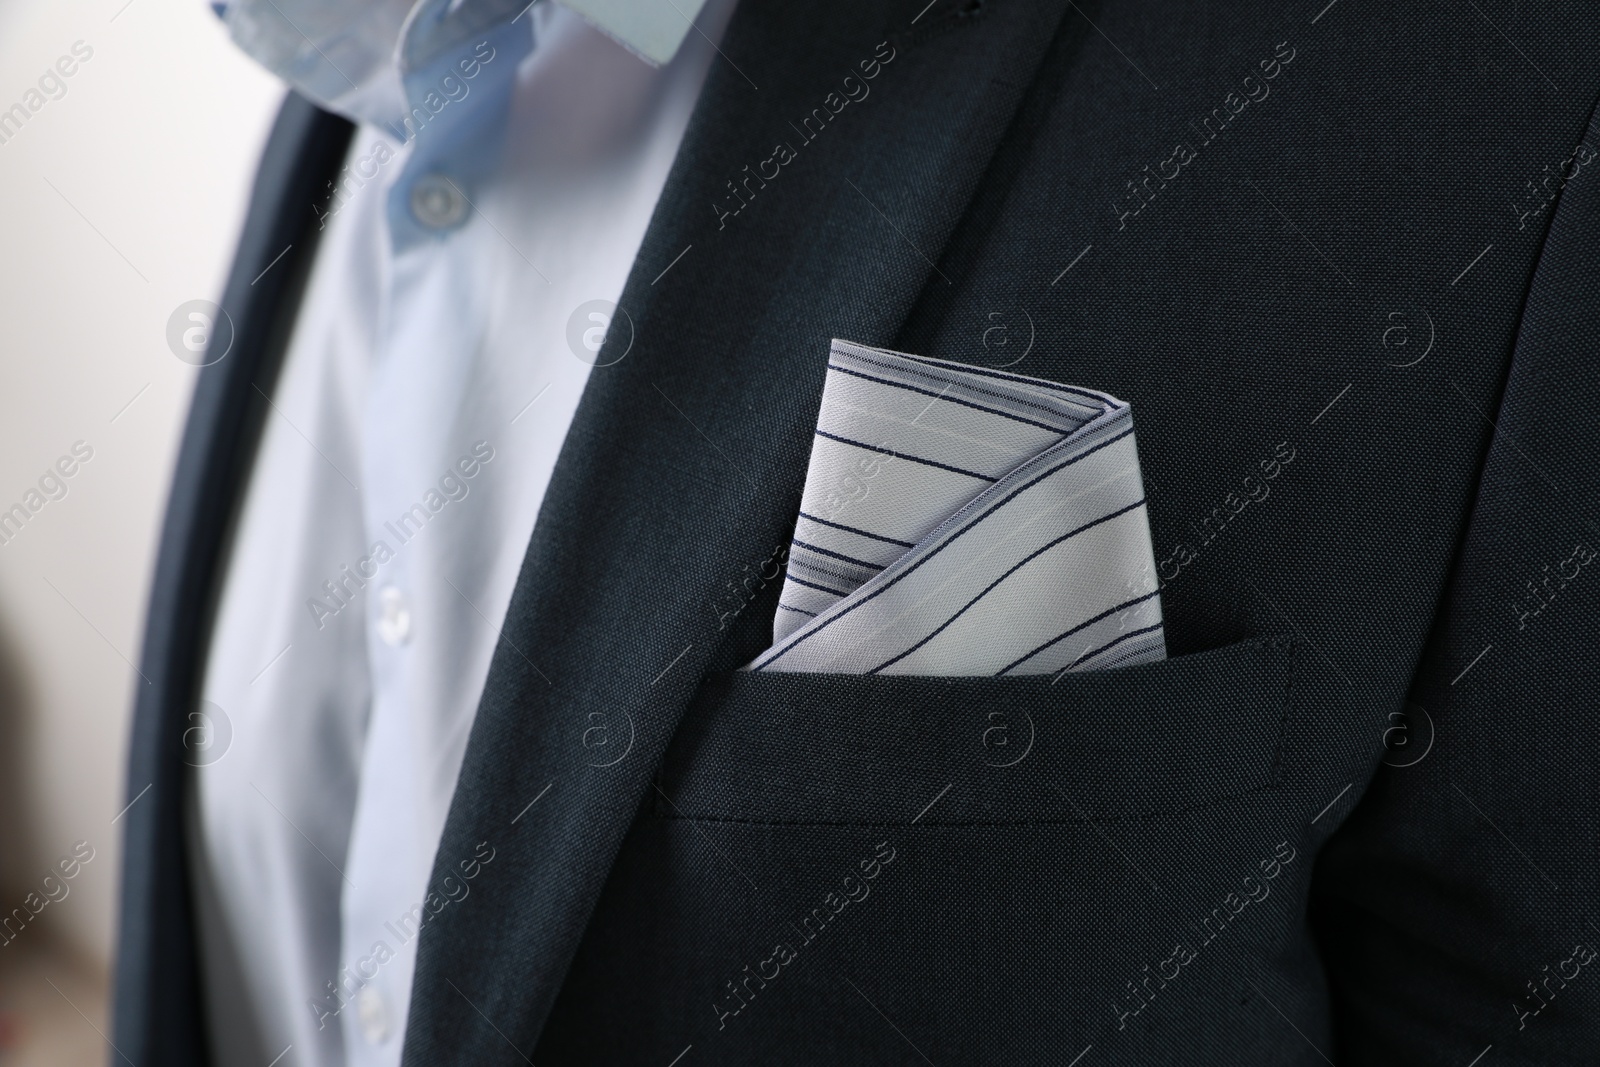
left=115, top=2, right=1600, bottom=1062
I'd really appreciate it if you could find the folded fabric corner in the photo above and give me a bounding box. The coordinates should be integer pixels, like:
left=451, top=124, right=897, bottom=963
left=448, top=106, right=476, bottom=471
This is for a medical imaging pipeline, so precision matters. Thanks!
left=748, top=339, right=1165, bottom=676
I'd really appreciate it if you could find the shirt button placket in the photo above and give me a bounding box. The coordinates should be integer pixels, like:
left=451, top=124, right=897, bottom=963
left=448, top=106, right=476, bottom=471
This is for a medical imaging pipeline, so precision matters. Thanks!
left=356, top=984, right=391, bottom=1045
left=377, top=585, right=412, bottom=647
left=409, top=172, right=469, bottom=230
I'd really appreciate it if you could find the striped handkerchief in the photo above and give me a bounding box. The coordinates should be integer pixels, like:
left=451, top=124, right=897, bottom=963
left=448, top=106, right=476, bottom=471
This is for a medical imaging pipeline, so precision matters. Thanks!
left=748, top=340, right=1165, bottom=676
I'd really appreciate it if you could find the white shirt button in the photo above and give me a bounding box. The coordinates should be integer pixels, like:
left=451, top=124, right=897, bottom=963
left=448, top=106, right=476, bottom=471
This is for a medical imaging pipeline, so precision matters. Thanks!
left=356, top=985, right=391, bottom=1044
left=377, top=586, right=412, bottom=646
left=409, top=173, right=469, bottom=230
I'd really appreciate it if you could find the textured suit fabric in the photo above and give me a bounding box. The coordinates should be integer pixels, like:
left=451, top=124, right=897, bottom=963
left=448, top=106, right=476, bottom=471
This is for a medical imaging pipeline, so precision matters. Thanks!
left=1311, top=83, right=1600, bottom=1066
left=113, top=1, right=1600, bottom=1065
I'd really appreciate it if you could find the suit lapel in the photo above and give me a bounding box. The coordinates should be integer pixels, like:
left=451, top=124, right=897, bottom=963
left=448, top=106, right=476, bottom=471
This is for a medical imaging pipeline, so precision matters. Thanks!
left=405, top=0, right=1076, bottom=1058
left=112, top=95, right=353, bottom=1065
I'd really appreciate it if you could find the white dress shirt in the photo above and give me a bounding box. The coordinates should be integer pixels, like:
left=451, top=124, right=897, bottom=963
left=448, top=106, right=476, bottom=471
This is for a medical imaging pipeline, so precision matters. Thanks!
left=187, top=4, right=734, bottom=1065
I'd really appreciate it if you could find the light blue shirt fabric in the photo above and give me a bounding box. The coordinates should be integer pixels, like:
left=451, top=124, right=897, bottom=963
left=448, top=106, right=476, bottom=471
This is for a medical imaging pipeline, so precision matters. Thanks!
left=189, top=4, right=736, bottom=1066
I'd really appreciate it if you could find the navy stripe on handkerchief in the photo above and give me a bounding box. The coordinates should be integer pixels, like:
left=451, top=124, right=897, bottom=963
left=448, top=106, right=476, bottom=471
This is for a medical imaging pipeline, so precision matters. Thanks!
left=753, top=340, right=1165, bottom=676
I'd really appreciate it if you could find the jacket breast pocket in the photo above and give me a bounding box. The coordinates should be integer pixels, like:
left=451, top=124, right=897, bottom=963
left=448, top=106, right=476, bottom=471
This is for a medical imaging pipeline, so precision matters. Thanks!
left=652, top=636, right=1298, bottom=826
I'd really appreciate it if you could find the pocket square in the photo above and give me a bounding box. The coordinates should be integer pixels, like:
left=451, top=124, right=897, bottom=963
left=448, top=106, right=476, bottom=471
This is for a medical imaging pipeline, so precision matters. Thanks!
left=748, top=339, right=1165, bottom=675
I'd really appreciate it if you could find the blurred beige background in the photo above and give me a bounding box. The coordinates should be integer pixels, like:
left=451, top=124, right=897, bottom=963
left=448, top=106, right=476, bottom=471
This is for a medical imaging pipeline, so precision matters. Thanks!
left=0, top=0, right=283, bottom=1061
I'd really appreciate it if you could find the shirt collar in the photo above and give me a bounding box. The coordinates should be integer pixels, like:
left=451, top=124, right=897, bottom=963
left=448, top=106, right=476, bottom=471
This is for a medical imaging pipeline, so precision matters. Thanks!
left=218, top=0, right=709, bottom=128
